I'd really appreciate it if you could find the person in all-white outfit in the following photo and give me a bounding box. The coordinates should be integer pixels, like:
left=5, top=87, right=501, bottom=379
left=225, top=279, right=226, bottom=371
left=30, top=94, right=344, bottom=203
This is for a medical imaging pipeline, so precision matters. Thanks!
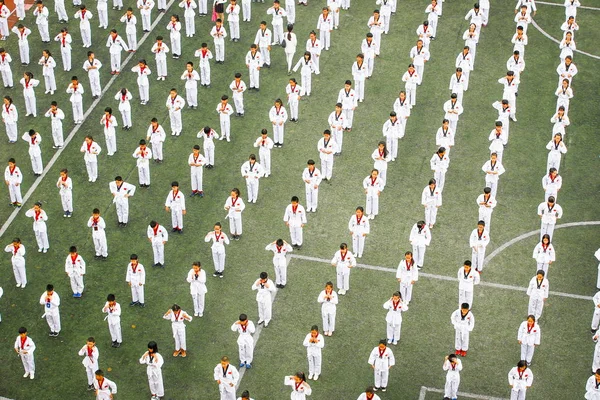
left=20, top=75, right=38, bottom=116
left=337, top=80, right=358, bottom=130
left=216, top=95, right=234, bottom=141
left=94, top=370, right=118, bottom=399
left=409, top=40, right=429, bottom=85
left=67, top=76, right=85, bottom=123
left=368, top=340, right=395, bottom=392
left=120, top=9, right=138, bottom=50
left=331, top=243, right=356, bottom=295
left=396, top=251, right=418, bottom=305
left=147, top=221, right=168, bottom=267
left=3, top=95, right=19, bottom=142
left=39, top=50, right=56, bottom=94
left=88, top=208, right=108, bottom=258
left=224, top=188, right=245, bottom=239
left=126, top=254, right=146, bottom=306
left=477, top=187, right=496, bottom=231
left=146, top=118, right=165, bottom=163
left=364, top=169, right=382, bottom=219
left=186, top=261, right=207, bottom=316
left=409, top=221, right=430, bottom=269
left=317, top=130, right=337, bottom=181
left=151, top=37, right=169, bottom=80
left=40, top=284, right=61, bottom=335
left=527, top=270, right=549, bottom=320
left=349, top=206, right=370, bottom=258
left=5, top=237, right=26, bottom=288
left=422, top=178, right=442, bottom=228
left=74, top=5, right=93, bottom=47
left=284, top=373, right=312, bottom=399
left=22, top=129, right=43, bottom=175
left=225, top=0, right=240, bottom=41
left=252, top=271, right=276, bottom=327
left=518, top=315, right=541, bottom=365
left=163, top=304, right=192, bottom=357
left=383, top=292, right=408, bottom=345
left=318, top=281, right=338, bottom=336
left=546, top=133, right=567, bottom=172
left=451, top=303, right=474, bottom=356
left=265, top=238, right=292, bottom=288
left=508, top=360, right=533, bottom=400
left=114, top=88, right=133, bottom=129
left=133, top=139, right=152, bottom=187
left=214, top=357, right=239, bottom=400
left=189, top=145, right=205, bottom=196
left=269, top=99, right=288, bottom=145
left=231, top=314, right=255, bottom=368
left=110, top=176, right=135, bottom=226
left=5, top=158, right=23, bottom=207
left=357, top=387, right=381, bottom=400
left=205, top=222, right=230, bottom=277
left=241, top=155, right=265, bottom=203
left=253, top=129, right=273, bottom=176
left=443, top=94, right=463, bottom=133
left=102, top=293, right=122, bottom=347
left=179, top=0, right=197, bottom=36
left=304, top=325, right=324, bottom=380
left=286, top=78, right=301, bottom=122
left=167, top=15, right=182, bottom=57
left=139, top=341, right=164, bottom=400
left=267, top=1, right=287, bottom=45
left=33, top=1, right=50, bottom=42
left=458, top=260, right=480, bottom=308
left=210, top=19, right=227, bottom=63
left=469, top=221, right=490, bottom=272
left=537, top=196, right=562, bottom=240
left=482, top=152, right=505, bottom=198
left=80, top=136, right=101, bottom=182
left=284, top=196, right=306, bottom=248
left=195, top=43, right=213, bottom=86
left=46, top=102, right=65, bottom=148
left=12, top=25, right=31, bottom=65
left=532, top=234, right=555, bottom=274
left=165, top=181, right=186, bottom=232
left=230, top=72, right=246, bottom=116
left=303, top=160, right=321, bottom=212
left=78, top=338, right=99, bottom=390
left=106, top=29, right=129, bottom=74
left=14, top=327, right=35, bottom=379
left=293, top=51, right=315, bottom=97
left=372, top=142, right=390, bottom=189
left=402, top=64, right=419, bottom=107
left=585, top=370, right=600, bottom=400
left=131, top=59, right=151, bottom=104
left=443, top=354, right=462, bottom=400
left=138, top=0, right=154, bottom=31
left=306, top=31, right=321, bottom=75
left=65, top=246, right=85, bottom=297
left=182, top=62, right=200, bottom=109
left=100, top=107, right=118, bottom=156
left=25, top=202, right=49, bottom=252
left=283, top=25, right=297, bottom=72
left=430, top=147, right=449, bottom=193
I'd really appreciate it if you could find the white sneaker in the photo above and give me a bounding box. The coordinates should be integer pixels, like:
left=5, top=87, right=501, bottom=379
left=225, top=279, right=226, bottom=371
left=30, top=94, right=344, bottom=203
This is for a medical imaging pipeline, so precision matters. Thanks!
left=313, top=374, right=319, bottom=381
left=338, top=289, right=346, bottom=295
left=308, top=373, right=314, bottom=380
left=16, top=283, right=21, bottom=288
left=23, top=372, right=29, bottom=378
left=29, top=373, right=34, bottom=379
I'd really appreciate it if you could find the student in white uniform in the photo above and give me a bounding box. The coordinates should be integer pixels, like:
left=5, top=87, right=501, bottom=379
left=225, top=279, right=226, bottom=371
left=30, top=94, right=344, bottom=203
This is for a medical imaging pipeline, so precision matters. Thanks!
left=476, top=187, right=496, bottom=231
left=65, top=246, right=85, bottom=297
left=443, top=94, right=463, bottom=133
left=416, top=20, right=432, bottom=50
left=518, top=315, right=541, bottom=365
left=5, top=237, right=26, bottom=288
left=252, top=271, right=276, bottom=327
left=74, top=5, right=93, bottom=47
left=425, top=0, right=440, bottom=38
left=224, top=188, right=245, bottom=239
left=362, top=33, right=378, bottom=78
left=469, top=221, right=489, bottom=272
left=133, top=139, right=152, bottom=187
left=254, top=22, right=272, bottom=69
left=451, top=303, right=474, bottom=357
left=25, top=202, right=49, bottom=253
left=532, top=234, right=555, bottom=274
left=302, top=160, right=321, bottom=212
left=67, top=75, right=84, bottom=123
left=12, top=25, right=31, bottom=65
left=225, top=0, right=240, bottom=41
left=230, top=73, right=246, bottom=116
left=217, top=95, right=234, bottom=142
left=443, top=354, right=462, bottom=399
left=165, top=181, right=186, bottom=233
left=147, top=221, right=168, bottom=267
left=349, top=206, right=370, bottom=258
left=166, top=88, right=185, bottom=136
left=402, top=64, right=419, bottom=107
left=210, top=19, right=227, bottom=63
left=163, top=304, right=192, bottom=357
left=33, top=1, right=50, bottom=42
left=241, top=154, right=264, bottom=203
left=456, top=47, right=474, bottom=91
left=254, top=129, right=273, bottom=176
left=5, top=158, right=23, bottom=207
left=106, top=29, right=128, bottom=74
left=241, top=0, right=250, bottom=22
left=318, top=281, right=338, bottom=336
left=422, top=178, right=442, bottom=229
left=508, top=360, right=533, bottom=400
left=489, top=121, right=507, bottom=164
left=429, top=147, right=449, bottom=193
left=368, top=10, right=384, bottom=52
left=40, top=283, right=61, bottom=336
left=22, top=130, right=43, bottom=175
left=317, top=130, right=337, bottom=181
left=514, top=5, right=531, bottom=34
left=94, top=369, right=118, bottom=399
left=383, top=291, right=408, bottom=345
left=463, top=24, right=479, bottom=62
left=498, top=71, right=519, bottom=121
left=145, top=118, right=165, bottom=163
left=78, top=337, right=99, bottom=390
left=527, top=270, right=549, bottom=320
left=306, top=31, right=321, bottom=75
left=188, top=145, right=205, bottom=196
left=20, top=72, right=39, bottom=116
left=409, top=221, right=430, bottom=269
left=186, top=261, right=207, bottom=316
left=245, top=44, right=263, bottom=90
left=458, top=260, right=480, bottom=308
left=585, top=370, right=600, bottom=400
left=337, top=80, right=358, bottom=130
left=331, top=243, right=356, bottom=295
left=215, top=356, right=239, bottom=400
left=492, top=100, right=511, bottom=140
left=231, top=314, right=255, bottom=368
left=114, top=88, right=133, bottom=130
left=368, top=340, right=395, bottom=392
left=436, top=119, right=454, bottom=157
left=372, top=142, right=390, bottom=189
left=293, top=52, right=315, bottom=99
left=151, top=36, right=169, bottom=80
left=465, top=3, right=487, bottom=35
left=551, top=106, right=570, bottom=138
left=180, top=63, right=200, bottom=110
left=396, top=251, right=418, bottom=305
left=409, top=40, right=429, bottom=85
left=269, top=99, right=288, bottom=146
left=97, top=0, right=109, bottom=29
left=265, top=238, right=292, bottom=288
left=284, top=196, right=307, bottom=248
left=120, top=9, right=138, bottom=50
left=304, top=325, right=325, bottom=380
left=102, top=294, right=122, bottom=347
left=352, top=54, right=367, bottom=102
left=139, top=341, right=164, bottom=400
left=284, top=372, right=312, bottom=399
left=555, top=78, right=573, bottom=115
left=126, top=254, right=146, bottom=305
left=205, top=222, right=230, bottom=277
left=14, top=327, right=35, bottom=379
left=316, top=7, right=332, bottom=50
left=507, top=51, right=525, bottom=78
left=194, top=43, right=213, bottom=86
left=46, top=101, right=65, bottom=148
left=449, top=67, right=467, bottom=105
left=0, top=48, right=13, bottom=89
left=357, top=386, right=381, bottom=400
left=100, top=107, right=118, bottom=156
left=166, top=15, right=182, bottom=58
left=364, top=169, right=382, bottom=220
left=266, top=0, right=286, bottom=45
left=546, top=133, right=567, bottom=172
left=109, top=176, right=135, bottom=226
left=131, top=59, right=151, bottom=104
left=80, top=136, right=101, bottom=182
left=3, top=95, right=19, bottom=142
left=137, top=0, right=154, bottom=31
left=482, top=152, right=505, bottom=198
left=286, top=78, right=301, bottom=122
left=537, top=196, right=562, bottom=240
left=512, top=27, right=528, bottom=58
left=179, top=0, right=197, bottom=37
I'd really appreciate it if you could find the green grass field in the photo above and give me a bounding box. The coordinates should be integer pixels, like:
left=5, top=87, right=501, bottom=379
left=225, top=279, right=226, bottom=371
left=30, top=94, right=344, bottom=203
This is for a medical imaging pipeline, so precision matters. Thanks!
left=0, top=0, right=599, bottom=399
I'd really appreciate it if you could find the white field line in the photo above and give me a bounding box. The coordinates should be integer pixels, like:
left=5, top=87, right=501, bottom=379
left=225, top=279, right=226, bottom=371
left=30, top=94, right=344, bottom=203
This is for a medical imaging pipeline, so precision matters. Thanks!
left=531, top=19, right=600, bottom=60
left=536, top=1, right=600, bottom=11
left=0, top=0, right=179, bottom=239
left=419, top=386, right=508, bottom=400
left=235, top=254, right=286, bottom=389
left=289, top=254, right=592, bottom=301
left=484, top=221, right=600, bottom=267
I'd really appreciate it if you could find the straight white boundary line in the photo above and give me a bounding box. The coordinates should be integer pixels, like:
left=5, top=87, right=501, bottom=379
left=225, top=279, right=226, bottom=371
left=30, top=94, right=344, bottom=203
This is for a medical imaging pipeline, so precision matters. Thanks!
left=289, top=254, right=593, bottom=301
left=0, top=0, right=179, bottom=240
left=536, top=1, right=600, bottom=11
left=419, top=386, right=508, bottom=400
left=484, top=221, right=600, bottom=266
left=531, top=19, right=600, bottom=60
